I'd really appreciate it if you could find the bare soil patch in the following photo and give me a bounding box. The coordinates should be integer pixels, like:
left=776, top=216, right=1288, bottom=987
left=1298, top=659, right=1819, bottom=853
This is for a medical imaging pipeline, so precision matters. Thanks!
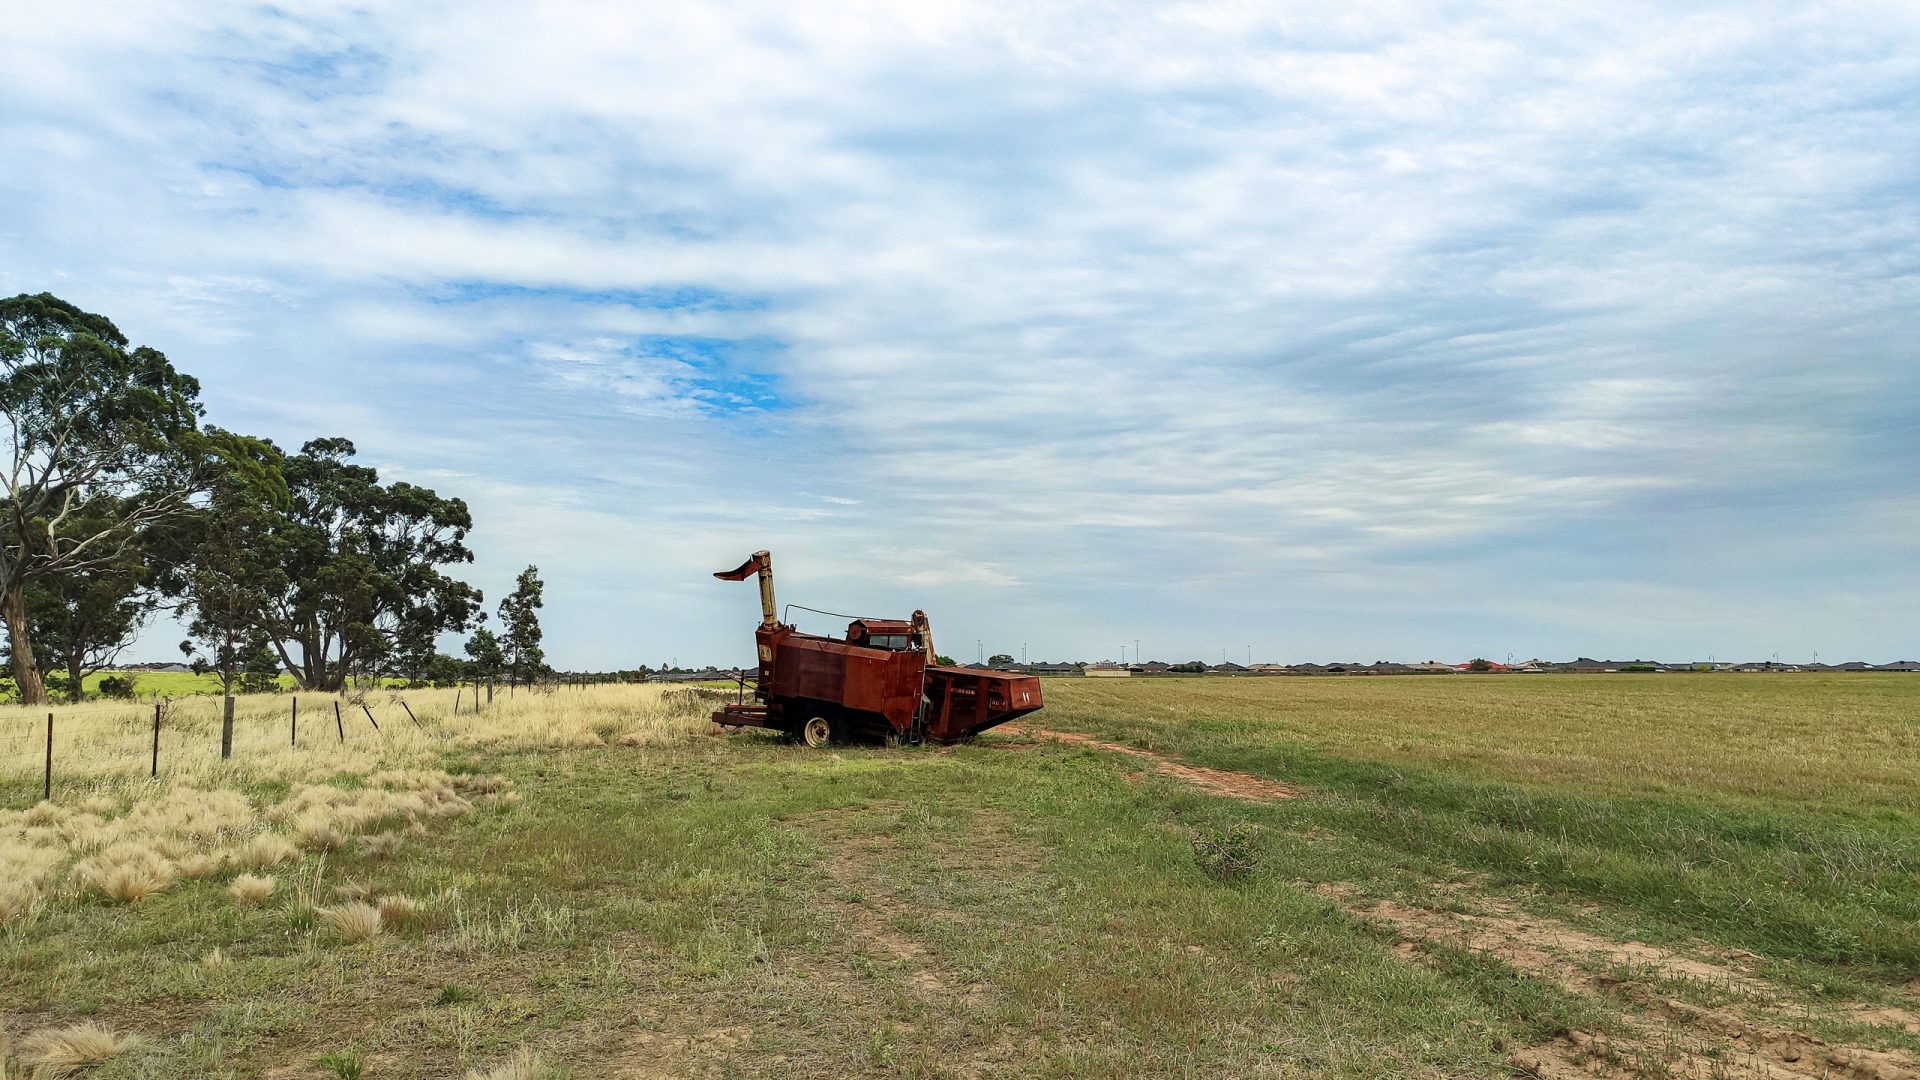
left=999, top=725, right=1299, bottom=801
left=1322, top=885, right=1920, bottom=1079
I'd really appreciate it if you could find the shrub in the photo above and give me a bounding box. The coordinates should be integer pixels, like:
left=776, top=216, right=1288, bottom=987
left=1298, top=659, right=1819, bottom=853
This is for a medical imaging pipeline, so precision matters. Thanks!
left=1191, top=822, right=1262, bottom=882
left=97, top=674, right=139, bottom=699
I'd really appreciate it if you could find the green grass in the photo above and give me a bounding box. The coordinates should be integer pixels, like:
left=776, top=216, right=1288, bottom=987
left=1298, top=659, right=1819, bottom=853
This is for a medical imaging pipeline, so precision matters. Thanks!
left=1039, top=675, right=1920, bottom=980
left=4, top=675, right=1916, bottom=1076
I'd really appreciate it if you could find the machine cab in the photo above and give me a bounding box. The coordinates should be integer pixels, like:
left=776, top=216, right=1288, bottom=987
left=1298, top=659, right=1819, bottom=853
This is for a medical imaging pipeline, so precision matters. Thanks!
left=846, top=618, right=916, bottom=651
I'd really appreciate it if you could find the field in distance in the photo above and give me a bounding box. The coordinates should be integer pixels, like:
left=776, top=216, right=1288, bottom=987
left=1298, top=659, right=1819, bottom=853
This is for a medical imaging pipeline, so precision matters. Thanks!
left=2, top=675, right=1917, bottom=1078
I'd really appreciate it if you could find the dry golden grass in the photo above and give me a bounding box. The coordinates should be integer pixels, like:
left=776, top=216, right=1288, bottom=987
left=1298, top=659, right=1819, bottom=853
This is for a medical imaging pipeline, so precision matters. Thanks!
left=0, top=683, right=707, bottom=789
left=230, top=833, right=297, bottom=869
left=0, top=880, right=39, bottom=923
left=72, top=846, right=176, bottom=903
left=357, top=832, right=402, bottom=858
left=16, top=1022, right=139, bottom=1075
left=228, top=874, right=276, bottom=905
left=464, top=1048, right=550, bottom=1080
left=319, top=902, right=384, bottom=942
left=376, top=894, right=419, bottom=924
left=0, top=685, right=705, bottom=935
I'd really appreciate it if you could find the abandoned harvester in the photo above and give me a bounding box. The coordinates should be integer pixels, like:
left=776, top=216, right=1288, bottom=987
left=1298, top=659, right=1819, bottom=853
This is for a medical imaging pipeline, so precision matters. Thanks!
left=710, top=550, right=1043, bottom=746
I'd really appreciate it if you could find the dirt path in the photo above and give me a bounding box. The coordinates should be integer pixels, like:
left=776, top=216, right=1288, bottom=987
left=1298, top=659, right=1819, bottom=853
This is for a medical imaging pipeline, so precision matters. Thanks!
left=997, top=724, right=1299, bottom=801
left=1321, top=884, right=1920, bottom=1079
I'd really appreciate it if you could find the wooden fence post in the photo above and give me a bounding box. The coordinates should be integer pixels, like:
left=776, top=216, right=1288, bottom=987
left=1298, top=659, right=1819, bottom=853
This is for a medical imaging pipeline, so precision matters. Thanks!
left=453, top=686, right=462, bottom=714
left=220, top=694, right=235, bottom=759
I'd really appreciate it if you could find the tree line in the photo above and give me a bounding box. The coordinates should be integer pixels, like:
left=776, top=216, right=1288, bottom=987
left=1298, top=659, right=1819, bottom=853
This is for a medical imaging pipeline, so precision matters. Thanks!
left=1, top=292, right=545, bottom=706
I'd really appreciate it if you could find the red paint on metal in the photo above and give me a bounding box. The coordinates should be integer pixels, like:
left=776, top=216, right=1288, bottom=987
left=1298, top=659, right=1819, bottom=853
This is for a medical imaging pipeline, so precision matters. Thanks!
left=710, top=553, right=1043, bottom=743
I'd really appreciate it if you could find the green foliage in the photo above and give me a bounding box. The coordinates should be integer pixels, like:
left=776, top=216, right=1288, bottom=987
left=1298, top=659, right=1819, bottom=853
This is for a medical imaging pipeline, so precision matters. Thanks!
left=934, top=654, right=956, bottom=666
left=464, top=628, right=505, bottom=680
left=315, top=1050, right=365, bottom=1079
left=432, top=983, right=476, bottom=1005
left=1190, top=821, right=1262, bottom=881
left=498, top=565, right=546, bottom=685
left=987, top=652, right=1015, bottom=667
left=95, top=673, right=138, bottom=699
left=1172, top=661, right=1209, bottom=673
left=252, top=438, right=482, bottom=689
left=0, top=293, right=210, bottom=704
left=1466, top=657, right=1494, bottom=671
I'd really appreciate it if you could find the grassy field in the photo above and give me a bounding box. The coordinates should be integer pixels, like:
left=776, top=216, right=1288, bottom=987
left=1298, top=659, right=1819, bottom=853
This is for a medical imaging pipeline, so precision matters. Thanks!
left=2, top=675, right=1917, bottom=1078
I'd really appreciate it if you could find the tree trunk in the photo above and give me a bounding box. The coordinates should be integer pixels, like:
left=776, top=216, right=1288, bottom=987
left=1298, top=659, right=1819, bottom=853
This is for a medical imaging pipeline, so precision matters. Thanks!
left=66, top=654, right=86, bottom=703
left=2, top=581, right=48, bottom=705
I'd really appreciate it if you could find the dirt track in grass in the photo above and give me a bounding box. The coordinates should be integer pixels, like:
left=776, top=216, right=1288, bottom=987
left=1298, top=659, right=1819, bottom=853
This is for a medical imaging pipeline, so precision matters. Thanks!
left=996, top=724, right=1300, bottom=801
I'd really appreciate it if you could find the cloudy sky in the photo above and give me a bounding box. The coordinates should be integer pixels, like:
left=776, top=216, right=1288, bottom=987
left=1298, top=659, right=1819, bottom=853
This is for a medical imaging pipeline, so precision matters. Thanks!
left=4, top=1, right=1916, bottom=667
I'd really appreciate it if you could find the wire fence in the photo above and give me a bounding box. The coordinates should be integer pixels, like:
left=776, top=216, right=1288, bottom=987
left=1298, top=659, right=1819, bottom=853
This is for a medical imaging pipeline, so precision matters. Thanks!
left=0, top=680, right=602, bottom=807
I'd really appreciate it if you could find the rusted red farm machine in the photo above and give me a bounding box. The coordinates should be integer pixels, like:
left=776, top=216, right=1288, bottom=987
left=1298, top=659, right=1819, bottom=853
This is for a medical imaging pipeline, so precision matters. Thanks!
left=709, top=550, right=1043, bottom=746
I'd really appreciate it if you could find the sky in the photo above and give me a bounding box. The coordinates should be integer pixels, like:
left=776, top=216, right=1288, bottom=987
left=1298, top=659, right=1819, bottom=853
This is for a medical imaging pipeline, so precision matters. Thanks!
left=2, top=1, right=1917, bottom=668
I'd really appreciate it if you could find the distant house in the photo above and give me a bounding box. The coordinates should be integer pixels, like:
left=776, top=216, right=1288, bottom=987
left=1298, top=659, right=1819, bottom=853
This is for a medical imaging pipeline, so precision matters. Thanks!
left=1207, top=662, right=1249, bottom=675
left=1085, top=663, right=1130, bottom=678
left=1873, top=661, right=1920, bottom=672
left=1028, top=662, right=1080, bottom=676
left=1407, top=661, right=1457, bottom=674
left=1137, top=661, right=1172, bottom=674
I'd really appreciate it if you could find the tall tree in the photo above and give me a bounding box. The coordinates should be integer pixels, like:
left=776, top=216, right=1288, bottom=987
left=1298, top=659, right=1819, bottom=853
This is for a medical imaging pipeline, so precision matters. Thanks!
left=0, top=293, right=209, bottom=704
left=173, top=432, right=290, bottom=709
left=26, top=496, right=156, bottom=702
left=464, top=626, right=504, bottom=694
left=261, top=439, right=481, bottom=690
left=498, top=565, right=546, bottom=687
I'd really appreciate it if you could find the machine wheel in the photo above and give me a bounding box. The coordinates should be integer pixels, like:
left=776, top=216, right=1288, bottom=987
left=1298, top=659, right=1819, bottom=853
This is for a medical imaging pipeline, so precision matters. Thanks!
left=800, top=715, right=834, bottom=748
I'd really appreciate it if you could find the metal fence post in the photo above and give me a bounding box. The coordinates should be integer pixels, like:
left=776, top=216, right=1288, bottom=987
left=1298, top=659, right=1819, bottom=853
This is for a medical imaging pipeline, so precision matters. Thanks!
left=291, top=696, right=298, bottom=746
left=333, top=700, right=345, bottom=743
left=360, top=703, right=380, bottom=732
left=43, top=713, right=53, bottom=801
left=151, top=703, right=161, bottom=778
left=399, top=700, right=422, bottom=730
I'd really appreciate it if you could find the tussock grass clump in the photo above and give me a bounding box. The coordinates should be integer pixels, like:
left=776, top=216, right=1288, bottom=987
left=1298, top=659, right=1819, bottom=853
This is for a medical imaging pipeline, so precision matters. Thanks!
left=231, top=833, right=297, bottom=869
left=229, top=874, right=277, bottom=905
left=0, top=880, right=41, bottom=923
left=358, top=833, right=402, bottom=858
left=18, top=1021, right=140, bottom=1074
left=72, top=846, right=177, bottom=903
left=175, top=852, right=225, bottom=879
left=377, top=894, right=420, bottom=924
left=20, top=801, right=68, bottom=827
left=320, top=902, right=384, bottom=942
left=465, top=1048, right=551, bottom=1080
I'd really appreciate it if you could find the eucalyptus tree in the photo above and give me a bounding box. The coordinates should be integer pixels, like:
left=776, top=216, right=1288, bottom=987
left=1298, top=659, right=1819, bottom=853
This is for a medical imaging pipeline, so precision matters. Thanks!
left=498, top=565, right=546, bottom=688
left=25, top=496, right=156, bottom=701
left=262, top=438, right=482, bottom=690
left=0, top=293, right=210, bottom=704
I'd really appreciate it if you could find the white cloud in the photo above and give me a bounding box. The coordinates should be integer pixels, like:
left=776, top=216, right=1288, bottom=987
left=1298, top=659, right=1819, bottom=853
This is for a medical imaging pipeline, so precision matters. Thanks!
left=3, top=0, right=1917, bottom=664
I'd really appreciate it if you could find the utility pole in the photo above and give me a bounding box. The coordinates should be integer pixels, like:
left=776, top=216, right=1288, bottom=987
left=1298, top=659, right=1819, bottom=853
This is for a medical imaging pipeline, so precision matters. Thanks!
left=1247, top=644, right=1252, bottom=665
left=1134, top=640, right=1141, bottom=666
left=1022, top=643, right=1028, bottom=664
left=976, top=639, right=983, bottom=663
